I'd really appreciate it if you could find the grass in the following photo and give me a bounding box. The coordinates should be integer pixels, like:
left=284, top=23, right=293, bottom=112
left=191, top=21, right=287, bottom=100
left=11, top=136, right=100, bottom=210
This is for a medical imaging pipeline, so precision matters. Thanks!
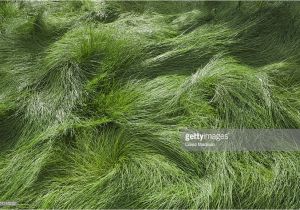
left=0, top=1, right=300, bottom=209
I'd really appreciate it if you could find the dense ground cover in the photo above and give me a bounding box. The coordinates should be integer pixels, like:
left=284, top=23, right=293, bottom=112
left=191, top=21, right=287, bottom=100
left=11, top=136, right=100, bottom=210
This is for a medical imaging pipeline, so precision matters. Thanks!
left=0, top=1, right=300, bottom=209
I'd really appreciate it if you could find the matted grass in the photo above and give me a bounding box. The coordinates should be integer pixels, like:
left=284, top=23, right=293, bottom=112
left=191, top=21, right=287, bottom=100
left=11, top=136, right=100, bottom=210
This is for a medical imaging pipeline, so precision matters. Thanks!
left=0, top=1, right=300, bottom=209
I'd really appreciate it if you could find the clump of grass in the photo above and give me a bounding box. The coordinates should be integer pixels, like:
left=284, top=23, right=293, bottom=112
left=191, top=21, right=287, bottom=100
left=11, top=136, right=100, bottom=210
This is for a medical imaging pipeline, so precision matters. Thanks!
left=175, top=56, right=300, bottom=128
left=140, top=24, right=238, bottom=77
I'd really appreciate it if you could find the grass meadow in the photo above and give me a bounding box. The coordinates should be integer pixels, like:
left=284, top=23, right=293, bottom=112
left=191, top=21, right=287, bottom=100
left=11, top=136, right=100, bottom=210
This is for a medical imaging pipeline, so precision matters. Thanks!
left=0, top=1, right=300, bottom=209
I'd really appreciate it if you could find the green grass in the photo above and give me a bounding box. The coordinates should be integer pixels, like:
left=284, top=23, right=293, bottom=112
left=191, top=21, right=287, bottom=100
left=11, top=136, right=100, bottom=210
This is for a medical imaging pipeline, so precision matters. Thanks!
left=0, top=1, right=300, bottom=209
